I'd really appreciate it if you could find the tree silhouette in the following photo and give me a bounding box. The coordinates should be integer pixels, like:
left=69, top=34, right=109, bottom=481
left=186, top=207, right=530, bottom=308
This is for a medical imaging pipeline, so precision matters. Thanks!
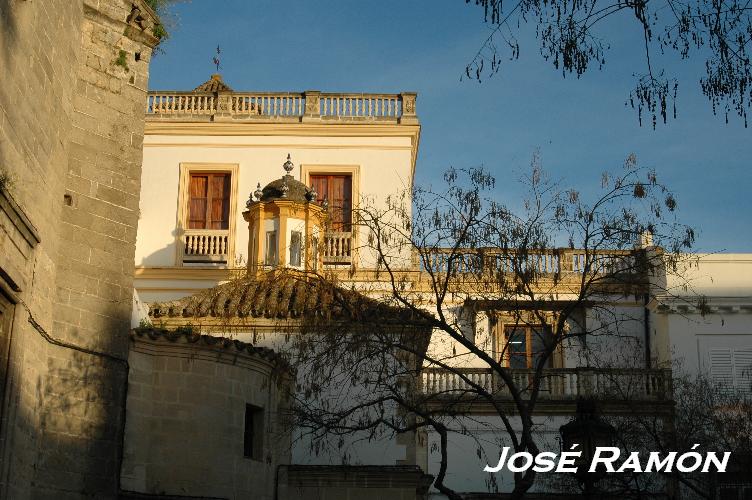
left=463, top=0, right=752, bottom=128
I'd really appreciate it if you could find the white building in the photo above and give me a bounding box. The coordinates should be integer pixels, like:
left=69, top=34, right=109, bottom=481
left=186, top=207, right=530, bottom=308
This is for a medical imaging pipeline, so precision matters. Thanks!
left=130, top=75, right=752, bottom=500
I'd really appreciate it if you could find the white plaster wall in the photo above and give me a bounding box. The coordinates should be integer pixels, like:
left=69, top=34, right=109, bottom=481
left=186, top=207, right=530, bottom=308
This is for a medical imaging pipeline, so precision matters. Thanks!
left=583, top=304, right=646, bottom=367
left=136, top=134, right=415, bottom=269
left=425, top=415, right=569, bottom=495
left=225, top=329, right=409, bottom=467
left=655, top=254, right=752, bottom=376
left=666, top=254, right=752, bottom=297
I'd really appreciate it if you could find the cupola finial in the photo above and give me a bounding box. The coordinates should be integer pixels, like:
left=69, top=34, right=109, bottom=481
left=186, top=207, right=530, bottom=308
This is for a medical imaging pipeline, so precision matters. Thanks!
left=283, top=153, right=294, bottom=176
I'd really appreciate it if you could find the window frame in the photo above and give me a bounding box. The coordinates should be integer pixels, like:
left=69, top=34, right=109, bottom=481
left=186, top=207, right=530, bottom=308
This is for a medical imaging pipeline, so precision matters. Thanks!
left=187, top=172, right=231, bottom=230
left=243, top=403, right=264, bottom=461
left=308, top=174, right=353, bottom=231
left=300, top=164, right=361, bottom=266
left=265, top=231, right=277, bottom=267
left=176, top=163, right=239, bottom=267
left=502, top=324, right=554, bottom=369
left=490, top=312, right=563, bottom=369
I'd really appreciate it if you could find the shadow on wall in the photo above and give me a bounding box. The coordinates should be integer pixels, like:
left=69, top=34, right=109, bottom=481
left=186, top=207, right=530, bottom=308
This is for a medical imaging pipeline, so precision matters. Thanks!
left=0, top=0, right=18, bottom=62
left=139, top=228, right=179, bottom=267
left=2, top=302, right=132, bottom=496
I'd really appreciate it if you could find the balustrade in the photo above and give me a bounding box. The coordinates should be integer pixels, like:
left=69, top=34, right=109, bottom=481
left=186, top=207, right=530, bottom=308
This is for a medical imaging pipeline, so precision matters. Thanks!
left=420, top=248, right=637, bottom=275
left=323, top=231, right=352, bottom=264
left=147, top=91, right=415, bottom=122
left=420, top=367, right=672, bottom=401
left=183, top=230, right=229, bottom=263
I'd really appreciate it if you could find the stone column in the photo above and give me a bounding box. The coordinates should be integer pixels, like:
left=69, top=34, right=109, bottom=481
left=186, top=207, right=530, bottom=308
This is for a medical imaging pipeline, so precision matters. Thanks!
left=399, top=92, right=418, bottom=124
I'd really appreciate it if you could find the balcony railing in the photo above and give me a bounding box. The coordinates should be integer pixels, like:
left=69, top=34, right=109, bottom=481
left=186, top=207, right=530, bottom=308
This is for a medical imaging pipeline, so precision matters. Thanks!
left=322, top=231, right=352, bottom=265
left=420, top=367, right=672, bottom=401
left=146, top=90, right=417, bottom=123
left=420, top=248, right=639, bottom=275
left=182, top=229, right=229, bottom=264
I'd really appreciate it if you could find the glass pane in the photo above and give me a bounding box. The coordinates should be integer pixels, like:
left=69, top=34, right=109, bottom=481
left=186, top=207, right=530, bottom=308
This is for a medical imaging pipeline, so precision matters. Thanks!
left=290, top=231, right=302, bottom=267
left=506, top=327, right=527, bottom=369
left=265, top=231, right=277, bottom=266
left=531, top=326, right=553, bottom=368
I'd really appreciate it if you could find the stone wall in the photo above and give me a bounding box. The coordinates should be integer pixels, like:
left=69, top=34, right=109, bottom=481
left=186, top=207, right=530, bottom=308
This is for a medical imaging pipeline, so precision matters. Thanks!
left=122, top=329, right=292, bottom=500
left=0, top=0, right=160, bottom=497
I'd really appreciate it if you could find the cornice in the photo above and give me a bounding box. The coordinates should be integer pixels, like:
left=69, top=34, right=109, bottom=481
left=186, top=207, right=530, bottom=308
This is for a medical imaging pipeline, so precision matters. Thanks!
left=144, top=121, right=421, bottom=181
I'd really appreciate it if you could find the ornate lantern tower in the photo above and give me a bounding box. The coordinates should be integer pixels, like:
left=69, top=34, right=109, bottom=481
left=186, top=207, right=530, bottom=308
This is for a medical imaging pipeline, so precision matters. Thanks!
left=243, top=154, right=326, bottom=273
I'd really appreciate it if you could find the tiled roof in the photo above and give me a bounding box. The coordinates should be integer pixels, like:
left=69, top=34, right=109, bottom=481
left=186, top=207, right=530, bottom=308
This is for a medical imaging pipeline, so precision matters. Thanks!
left=148, top=270, right=425, bottom=324
left=131, top=326, right=290, bottom=368
left=193, top=74, right=233, bottom=93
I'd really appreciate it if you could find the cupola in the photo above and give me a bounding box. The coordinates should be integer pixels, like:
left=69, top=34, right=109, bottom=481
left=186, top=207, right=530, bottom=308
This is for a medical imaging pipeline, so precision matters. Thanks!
left=243, top=155, right=326, bottom=272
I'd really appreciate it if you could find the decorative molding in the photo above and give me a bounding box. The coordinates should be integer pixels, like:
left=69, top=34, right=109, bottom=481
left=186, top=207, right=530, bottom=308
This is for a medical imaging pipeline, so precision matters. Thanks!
left=144, top=122, right=421, bottom=183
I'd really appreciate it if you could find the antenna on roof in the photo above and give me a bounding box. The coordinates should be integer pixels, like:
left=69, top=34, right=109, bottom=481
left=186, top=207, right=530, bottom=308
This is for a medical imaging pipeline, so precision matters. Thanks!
left=212, top=45, right=221, bottom=72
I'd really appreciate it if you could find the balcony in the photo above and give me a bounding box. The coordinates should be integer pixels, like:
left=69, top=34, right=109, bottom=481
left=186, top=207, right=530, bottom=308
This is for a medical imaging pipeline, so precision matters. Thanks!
left=322, top=231, right=353, bottom=265
left=182, top=229, right=229, bottom=265
left=420, top=367, right=673, bottom=411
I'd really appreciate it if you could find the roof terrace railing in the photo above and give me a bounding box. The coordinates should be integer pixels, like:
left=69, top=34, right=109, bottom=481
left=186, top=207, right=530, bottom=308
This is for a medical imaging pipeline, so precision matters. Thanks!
left=146, top=90, right=417, bottom=123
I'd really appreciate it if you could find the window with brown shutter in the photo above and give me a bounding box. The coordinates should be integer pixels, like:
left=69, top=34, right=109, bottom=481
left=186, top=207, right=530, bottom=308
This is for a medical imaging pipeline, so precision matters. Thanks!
left=310, top=174, right=352, bottom=231
left=188, top=173, right=230, bottom=230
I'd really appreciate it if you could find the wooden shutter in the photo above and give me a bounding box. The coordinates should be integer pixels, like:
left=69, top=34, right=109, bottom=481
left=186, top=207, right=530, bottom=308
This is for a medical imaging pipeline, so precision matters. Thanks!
left=310, top=174, right=352, bottom=231
left=209, top=174, right=230, bottom=229
left=188, top=174, right=208, bottom=229
left=310, top=176, right=328, bottom=207
left=188, top=173, right=230, bottom=230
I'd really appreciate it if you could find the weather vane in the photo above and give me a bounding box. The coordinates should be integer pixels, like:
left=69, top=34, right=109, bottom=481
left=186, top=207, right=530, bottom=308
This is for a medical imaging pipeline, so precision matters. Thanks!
left=212, top=45, right=221, bottom=72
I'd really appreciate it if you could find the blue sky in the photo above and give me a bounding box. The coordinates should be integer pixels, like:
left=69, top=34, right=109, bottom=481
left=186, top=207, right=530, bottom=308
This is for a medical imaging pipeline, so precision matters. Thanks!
left=149, top=0, right=752, bottom=251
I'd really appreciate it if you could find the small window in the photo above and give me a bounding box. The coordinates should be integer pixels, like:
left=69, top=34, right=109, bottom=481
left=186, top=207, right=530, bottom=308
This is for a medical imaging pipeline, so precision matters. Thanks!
left=290, top=231, right=302, bottom=267
left=244, top=404, right=264, bottom=460
left=265, top=231, right=277, bottom=266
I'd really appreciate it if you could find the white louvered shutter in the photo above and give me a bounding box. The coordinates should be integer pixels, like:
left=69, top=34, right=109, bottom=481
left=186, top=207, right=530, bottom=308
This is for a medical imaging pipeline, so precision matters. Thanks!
left=709, top=349, right=734, bottom=390
left=733, top=348, right=752, bottom=395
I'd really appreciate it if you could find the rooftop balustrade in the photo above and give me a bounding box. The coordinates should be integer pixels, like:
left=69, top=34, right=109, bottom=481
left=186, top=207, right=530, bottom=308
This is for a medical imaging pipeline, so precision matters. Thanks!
left=146, top=90, right=418, bottom=124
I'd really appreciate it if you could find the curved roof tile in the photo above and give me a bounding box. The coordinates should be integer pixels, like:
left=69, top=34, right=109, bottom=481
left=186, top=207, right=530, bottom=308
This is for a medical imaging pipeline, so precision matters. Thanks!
left=148, top=270, right=426, bottom=325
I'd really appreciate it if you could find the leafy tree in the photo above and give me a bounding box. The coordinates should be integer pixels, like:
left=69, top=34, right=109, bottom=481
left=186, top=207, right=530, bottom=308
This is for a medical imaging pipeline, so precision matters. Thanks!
left=288, top=154, right=697, bottom=499
left=463, top=0, right=752, bottom=127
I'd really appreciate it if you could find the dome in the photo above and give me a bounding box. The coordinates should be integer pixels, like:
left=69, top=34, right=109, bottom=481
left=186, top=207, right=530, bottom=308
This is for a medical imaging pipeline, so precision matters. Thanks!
left=148, top=270, right=427, bottom=324
left=193, top=74, right=233, bottom=93
left=261, top=175, right=314, bottom=203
